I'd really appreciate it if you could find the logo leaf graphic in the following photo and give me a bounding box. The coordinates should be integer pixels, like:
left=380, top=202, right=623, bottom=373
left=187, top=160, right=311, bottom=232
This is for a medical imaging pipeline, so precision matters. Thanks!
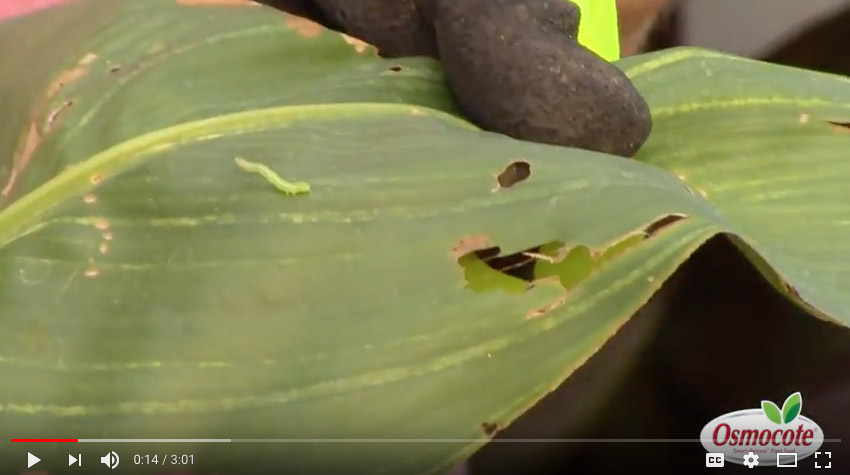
left=762, top=400, right=783, bottom=424
left=782, top=392, right=802, bottom=424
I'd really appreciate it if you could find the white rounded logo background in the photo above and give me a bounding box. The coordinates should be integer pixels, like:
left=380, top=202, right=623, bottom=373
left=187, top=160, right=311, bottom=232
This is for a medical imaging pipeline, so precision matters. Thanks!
left=700, top=409, right=824, bottom=466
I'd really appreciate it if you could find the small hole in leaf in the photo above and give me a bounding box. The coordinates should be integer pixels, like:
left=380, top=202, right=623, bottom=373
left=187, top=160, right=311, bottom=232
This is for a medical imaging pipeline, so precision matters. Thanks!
left=645, top=214, right=688, bottom=238
left=496, top=161, right=531, bottom=189
left=388, top=66, right=402, bottom=72
left=481, top=421, right=498, bottom=435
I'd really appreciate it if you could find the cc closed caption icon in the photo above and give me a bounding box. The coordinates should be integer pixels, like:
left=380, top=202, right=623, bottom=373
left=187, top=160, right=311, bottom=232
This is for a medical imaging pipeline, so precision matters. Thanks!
left=706, top=453, right=725, bottom=467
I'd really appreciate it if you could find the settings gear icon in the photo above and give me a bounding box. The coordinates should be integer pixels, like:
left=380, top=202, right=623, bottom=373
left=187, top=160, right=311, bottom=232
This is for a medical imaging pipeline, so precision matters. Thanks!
left=743, top=452, right=760, bottom=468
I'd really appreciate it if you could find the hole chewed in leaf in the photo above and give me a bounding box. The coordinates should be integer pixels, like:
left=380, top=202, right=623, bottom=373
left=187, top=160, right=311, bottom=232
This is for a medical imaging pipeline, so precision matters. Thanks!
left=644, top=214, right=688, bottom=239
left=477, top=246, right=540, bottom=282
left=455, top=237, right=567, bottom=295
left=494, top=161, right=531, bottom=190
left=456, top=248, right=534, bottom=294
left=481, top=421, right=499, bottom=436
left=454, top=213, right=689, bottom=319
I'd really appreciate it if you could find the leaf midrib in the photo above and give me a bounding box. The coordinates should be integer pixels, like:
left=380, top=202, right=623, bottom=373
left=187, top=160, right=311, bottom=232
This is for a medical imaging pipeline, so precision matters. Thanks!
left=0, top=103, right=478, bottom=248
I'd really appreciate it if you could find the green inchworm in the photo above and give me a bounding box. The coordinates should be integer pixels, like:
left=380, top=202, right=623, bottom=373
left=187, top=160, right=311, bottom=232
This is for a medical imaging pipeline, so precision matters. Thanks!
left=234, top=157, right=310, bottom=196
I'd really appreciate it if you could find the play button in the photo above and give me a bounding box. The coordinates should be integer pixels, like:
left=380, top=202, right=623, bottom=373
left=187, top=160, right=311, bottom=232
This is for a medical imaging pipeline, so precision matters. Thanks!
left=27, top=452, right=40, bottom=468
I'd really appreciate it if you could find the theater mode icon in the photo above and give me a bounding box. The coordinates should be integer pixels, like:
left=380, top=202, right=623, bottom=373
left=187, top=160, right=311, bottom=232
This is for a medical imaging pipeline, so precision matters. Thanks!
left=777, top=453, right=798, bottom=468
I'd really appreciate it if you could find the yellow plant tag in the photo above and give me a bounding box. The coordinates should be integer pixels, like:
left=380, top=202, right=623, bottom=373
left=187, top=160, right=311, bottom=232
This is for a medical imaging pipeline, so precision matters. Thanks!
left=570, top=0, right=620, bottom=62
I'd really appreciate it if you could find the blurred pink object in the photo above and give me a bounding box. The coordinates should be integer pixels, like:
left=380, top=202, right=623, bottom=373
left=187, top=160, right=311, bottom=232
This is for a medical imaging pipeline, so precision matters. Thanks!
left=0, top=0, right=76, bottom=20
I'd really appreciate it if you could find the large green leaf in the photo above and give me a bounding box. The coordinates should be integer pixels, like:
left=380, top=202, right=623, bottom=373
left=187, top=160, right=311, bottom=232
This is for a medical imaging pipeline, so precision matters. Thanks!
left=0, top=1, right=848, bottom=474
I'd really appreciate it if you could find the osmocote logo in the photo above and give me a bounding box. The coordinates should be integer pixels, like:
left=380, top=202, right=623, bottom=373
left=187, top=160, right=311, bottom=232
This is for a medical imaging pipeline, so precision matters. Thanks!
left=700, top=392, right=824, bottom=466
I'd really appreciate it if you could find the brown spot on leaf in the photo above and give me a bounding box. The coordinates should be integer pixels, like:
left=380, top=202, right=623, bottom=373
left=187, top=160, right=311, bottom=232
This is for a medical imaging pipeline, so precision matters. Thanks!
left=147, top=42, right=166, bottom=55
left=102, top=231, right=113, bottom=241
left=80, top=53, right=98, bottom=66
left=341, top=33, right=372, bottom=54
left=44, top=100, right=73, bottom=133
left=527, top=293, right=568, bottom=319
left=282, top=12, right=322, bottom=37
left=176, top=0, right=258, bottom=6
left=90, top=174, right=103, bottom=185
left=494, top=161, right=531, bottom=190
left=83, top=194, right=97, bottom=204
left=93, top=219, right=110, bottom=231
left=84, top=268, right=100, bottom=278
left=2, top=53, right=97, bottom=199
left=450, top=234, right=494, bottom=260
left=46, top=53, right=97, bottom=98
left=388, top=66, right=403, bottom=72
left=109, top=64, right=122, bottom=74
left=99, top=242, right=109, bottom=254
left=481, top=421, right=499, bottom=435
left=2, top=124, right=39, bottom=197
left=644, top=213, right=688, bottom=238
left=828, top=121, right=850, bottom=134
left=798, top=113, right=810, bottom=124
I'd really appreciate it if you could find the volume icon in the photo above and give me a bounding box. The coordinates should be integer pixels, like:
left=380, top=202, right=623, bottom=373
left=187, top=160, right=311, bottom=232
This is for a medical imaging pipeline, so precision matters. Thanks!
left=100, top=451, right=119, bottom=469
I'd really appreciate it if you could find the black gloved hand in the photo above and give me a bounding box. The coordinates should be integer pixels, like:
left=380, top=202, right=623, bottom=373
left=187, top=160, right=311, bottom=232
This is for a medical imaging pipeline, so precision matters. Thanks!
left=264, top=0, right=653, bottom=158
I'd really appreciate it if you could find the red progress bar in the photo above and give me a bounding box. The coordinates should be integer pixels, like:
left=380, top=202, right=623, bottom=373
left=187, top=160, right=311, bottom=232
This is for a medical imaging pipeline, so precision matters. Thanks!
left=11, top=439, right=78, bottom=442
